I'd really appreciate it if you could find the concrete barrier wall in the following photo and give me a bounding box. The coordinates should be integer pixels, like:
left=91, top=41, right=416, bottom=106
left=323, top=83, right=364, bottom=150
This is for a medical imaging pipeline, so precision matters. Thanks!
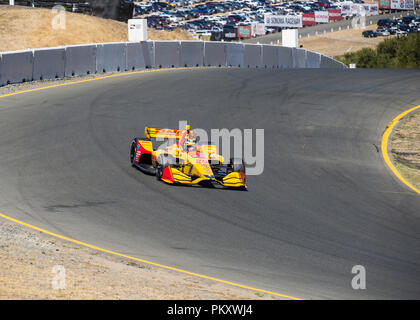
left=306, top=51, right=321, bottom=68
left=320, top=55, right=346, bottom=69
left=96, top=42, right=127, bottom=73
left=126, top=42, right=146, bottom=71
left=204, top=42, right=226, bottom=67
left=294, top=48, right=307, bottom=68
left=277, top=46, right=293, bottom=68
left=0, top=41, right=346, bottom=87
left=225, top=42, right=244, bottom=68
left=141, top=41, right=155, bottom=69
left=244, top=44, right=262, bottom=68
left=154, top=41, right=181, bottom=68
left=33, top=47, right=66, bottom=81
left=180, top=41, right=204, bottom=67
left=65, top=44, right=97, bottom=77
left=0, top=50, right=33, bottom=86
left=262, top=45, right=278, bottom=69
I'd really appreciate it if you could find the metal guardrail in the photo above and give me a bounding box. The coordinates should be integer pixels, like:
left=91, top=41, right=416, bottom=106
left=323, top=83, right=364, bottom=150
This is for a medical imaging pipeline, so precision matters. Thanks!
left=0, top=41, right=346, bottom=87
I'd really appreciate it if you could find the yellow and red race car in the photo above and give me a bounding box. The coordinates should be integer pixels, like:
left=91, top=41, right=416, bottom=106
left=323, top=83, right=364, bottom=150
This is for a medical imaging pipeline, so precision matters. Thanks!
left=130, top=125, right=247, bottom=189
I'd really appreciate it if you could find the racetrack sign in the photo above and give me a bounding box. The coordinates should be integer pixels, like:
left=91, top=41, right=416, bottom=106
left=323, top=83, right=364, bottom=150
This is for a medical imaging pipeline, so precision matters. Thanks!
left=264, top=14, right=302, bottom=28
left=251, top=22, right=265, bottom=36
left=302, top=13, right=316, bottom=26
left=328, top=9, right=342, bottom=21
left=237, top=25, right=252, bottom=38
left=369, top=4, right=379, bottom=15
left=379, top=0, right=391, bottom=9
left=224, top=32, right=237, bottom=38
left=350, top=4, right=360, bottom=15
left=255, top=23, right=265, bottom=36
left=405, top=0, right=415, bottom=9
left=391, top=0, right=414, bottom=9
left=340, top=5, right=351, bottom=16
left=315, top=11, right=329, bottom=23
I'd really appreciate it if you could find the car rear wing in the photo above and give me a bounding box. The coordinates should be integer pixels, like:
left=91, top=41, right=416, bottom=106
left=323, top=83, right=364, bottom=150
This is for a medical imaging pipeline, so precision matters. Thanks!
left=145, top=127, right=183, bottom=139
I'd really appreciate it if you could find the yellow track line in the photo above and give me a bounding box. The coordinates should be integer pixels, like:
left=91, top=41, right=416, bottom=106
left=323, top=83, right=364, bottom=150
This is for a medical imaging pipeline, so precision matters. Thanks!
left=0, top=68, right=193, bottom=99
left=0, top=212, right=301, bottom=300
left=381, top=104, right=420, bottom=195
left=0, top=68, right=302, bottom=300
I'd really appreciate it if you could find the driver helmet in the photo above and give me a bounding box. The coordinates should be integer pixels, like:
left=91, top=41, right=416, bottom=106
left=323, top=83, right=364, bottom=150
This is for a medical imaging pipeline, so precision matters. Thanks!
left=185, top=135, right=197, bottom=150
left=184, top=125, right=200, bottom=152
left=186, top=144, right=197, bottom=152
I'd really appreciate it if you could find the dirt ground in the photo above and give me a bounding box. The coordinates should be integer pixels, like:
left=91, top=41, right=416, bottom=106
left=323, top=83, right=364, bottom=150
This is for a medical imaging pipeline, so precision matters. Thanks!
left=391, top=111, right=420, bottom=190
left=300, top=24, right=390, bottom=57
left=0, top=218, right=285, bottom=300
left=0, top=5, right=192, bottom=53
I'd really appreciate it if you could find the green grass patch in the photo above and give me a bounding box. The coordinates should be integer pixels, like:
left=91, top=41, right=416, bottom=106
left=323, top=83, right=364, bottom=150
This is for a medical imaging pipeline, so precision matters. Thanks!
left=335, top=33, right=420, bottom=68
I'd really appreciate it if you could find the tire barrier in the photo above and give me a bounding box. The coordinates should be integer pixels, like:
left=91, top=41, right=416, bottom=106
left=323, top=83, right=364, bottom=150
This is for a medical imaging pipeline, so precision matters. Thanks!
left=0, top=40, right=346, bottom=87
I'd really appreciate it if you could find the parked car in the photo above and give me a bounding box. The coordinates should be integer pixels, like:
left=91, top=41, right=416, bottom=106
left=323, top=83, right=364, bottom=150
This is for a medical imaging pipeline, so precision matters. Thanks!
left=388, top=25, right=398, bottom=35
left=377, top=18, right=392, bottom=27
left=362, top=30, right=377, bottom=38
left=395, top=29, right=408, bottom=37
left=402, top=15, right=417, bottom=25
left=376, top=28, right=390, bottom=36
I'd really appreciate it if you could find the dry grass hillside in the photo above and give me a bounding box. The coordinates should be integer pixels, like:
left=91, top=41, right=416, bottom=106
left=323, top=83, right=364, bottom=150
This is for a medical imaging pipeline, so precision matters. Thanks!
left=0, top=5, right=192, bottom=53
left=300, top=25, right=388, bottom=57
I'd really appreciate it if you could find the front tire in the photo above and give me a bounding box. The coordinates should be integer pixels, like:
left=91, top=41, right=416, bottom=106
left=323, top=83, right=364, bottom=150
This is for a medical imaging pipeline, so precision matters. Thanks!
left=130, top=141, right=137, bottom=166
left=229, top=158, right=246, bottom=174
left=156, top=163, right=163, bottom=180
left=229, top=158, right=246, bottom=184
left=130, top=137, right=151, bottom=167
left=156, top=154, right=175, bottom=180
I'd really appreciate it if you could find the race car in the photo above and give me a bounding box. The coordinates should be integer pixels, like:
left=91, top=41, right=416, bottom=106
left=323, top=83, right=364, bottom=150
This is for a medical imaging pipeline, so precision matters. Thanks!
left=130, top=125, right=247, bottom=189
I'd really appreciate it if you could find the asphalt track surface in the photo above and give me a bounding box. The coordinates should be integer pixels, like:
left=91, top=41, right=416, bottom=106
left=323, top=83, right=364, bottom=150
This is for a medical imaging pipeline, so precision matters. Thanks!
left=0, top=68, right=420, bottom=299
